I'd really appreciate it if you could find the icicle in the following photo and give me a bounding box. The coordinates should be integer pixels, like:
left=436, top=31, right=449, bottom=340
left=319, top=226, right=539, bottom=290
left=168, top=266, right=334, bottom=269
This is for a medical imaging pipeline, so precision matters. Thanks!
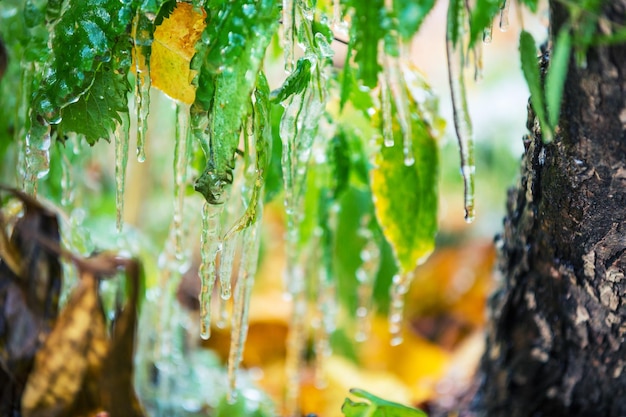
left=132, top=12, right=155, bottom=163
left=114, top=113, right=130, bottom=231
left=446, top=31, right=476, bottom=223
left=312, top=260, right=336, bottom=388
left=198, top=202, right=225, bottom=340
left=216, top=289, right=230, bottom=329
left=388, top=271, right=414, bottom=346
left=227, top=221, right=262, bottom=402
left=474, top=41, right=484, bottom=82
left=499, top=0, right=510, bottom=32
left=24, top=120, right=51, bottom=195
left=285, top=276, right=307, bottom=417
left=173, top=103, right=190, bottom=258
left=354, top=219, right=380, bottom=342
left=60, top=153, right=74, bottom=207
left=380, top=75, right=395, bottom=148
left=483, top=23, right=493, bottom=44
left=218, top=234, right=237, bottom=300
left=384, top=51, right=414, bottom=166
left=282, top=0, right=297, bottom=73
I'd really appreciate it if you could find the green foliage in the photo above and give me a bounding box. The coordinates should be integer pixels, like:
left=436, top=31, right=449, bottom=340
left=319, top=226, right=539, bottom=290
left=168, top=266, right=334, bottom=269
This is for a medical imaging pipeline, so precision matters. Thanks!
left=519, top=30, right=552, bottom=141
left=345, top=0, right=387, bottom=88
left=270, top=57, right=313, bottom=103
left=31, top=0, right=134, bottom=126
left=519, top=27, right=572, bottom=143
left=57, top=55, right=130, bottom=145
left=192, top=0, right=279, bottom=204
left=469, top=0, right=500, bottom=47
left=341, top=389, right=428, bottom=417
left=545, top=27, right=572, bottom=129
left=392, top=0, right=436, bottom=40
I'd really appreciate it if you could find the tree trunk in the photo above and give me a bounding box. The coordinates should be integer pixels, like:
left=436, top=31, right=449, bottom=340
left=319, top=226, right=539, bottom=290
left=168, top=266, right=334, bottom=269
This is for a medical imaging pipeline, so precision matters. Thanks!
left=472, top=1, right=626, bottom=416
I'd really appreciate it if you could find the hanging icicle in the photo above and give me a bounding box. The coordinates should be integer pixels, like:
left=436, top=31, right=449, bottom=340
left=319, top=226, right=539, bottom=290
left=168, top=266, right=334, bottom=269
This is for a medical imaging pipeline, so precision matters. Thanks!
left=227, top=221, right=262, bottom=402
left=499, top=0, right=510, bottom=32
left=198, top=202, right=226, bottom=340
left=383, top=47, right=414, bottom=166
left=354, top=217, right=381, bottom=342
left=388, top=271, right=414, bottom=346
left=60, top=152, right=74, bottom=207
left=114, top=113, right=130, bottom=231
left=173, top=103, right=190, bottom=258
left=132, top=9, right=155, bottom=163
left=282, top=0, right=297, bottom=73
left=447, top=0, right=476, bottom=223
left=24, top=119, right=51, bottom=195
left=380, top=74, right=395, bottom=148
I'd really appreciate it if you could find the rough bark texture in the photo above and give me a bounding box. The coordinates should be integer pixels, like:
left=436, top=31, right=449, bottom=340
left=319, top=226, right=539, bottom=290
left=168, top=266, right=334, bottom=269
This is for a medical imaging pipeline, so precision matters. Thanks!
left=472, top=1, right=626, bottom=416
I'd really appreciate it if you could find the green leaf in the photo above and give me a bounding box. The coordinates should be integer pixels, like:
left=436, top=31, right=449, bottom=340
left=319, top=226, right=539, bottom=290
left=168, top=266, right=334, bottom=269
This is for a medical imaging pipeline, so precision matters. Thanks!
left=469, top=0, right=500, bottom=47
left=270, top=57, right=312, bottom=103
left=370, top=89, right=438, bottom=274
left=346, top=0, right=387, bottom=88
left=545, top=26, right=571, bottom=129
left=519, top=30, right=552, bottom=142
left=57, top=65, right=129, bottom=145
left=341, top=389, right=428, bottom=417
left=31, top=0, right=135, bottom=124
left=393, top=0, right=436, bottom=40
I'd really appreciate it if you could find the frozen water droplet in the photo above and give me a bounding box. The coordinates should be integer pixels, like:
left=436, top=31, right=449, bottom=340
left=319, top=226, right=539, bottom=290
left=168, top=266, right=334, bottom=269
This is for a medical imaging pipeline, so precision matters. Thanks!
left=483, top=24, right=493, bottom=43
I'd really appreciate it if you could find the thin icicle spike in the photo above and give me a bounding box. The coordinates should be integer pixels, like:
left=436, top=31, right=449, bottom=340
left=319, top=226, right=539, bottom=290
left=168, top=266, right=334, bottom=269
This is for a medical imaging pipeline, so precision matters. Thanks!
left=114, top=113, right=130, bottom=231
left=380, top=75, right=395, bottom=148
left=173, top=103, right=190, bottom=258
left=385, top=52, right=414, bottom=166
left=354, top=220, right=380, bottom=342
left=499, top=0, right=511, bottom=32
left=199, top=202, right=224, bottom=340
left=283, top=0, right=296, bottom=72
left=446, top=32, right=476, bottom=223
left=132, top=12, right=155, bottom=163
left=218, top=235, right=237, bottom=300
left=24, top=121, right=51, bottom=194
left=60, top=154, right=73, bottom=207
left=227, top=222, right=262, bottom=403
left=313, top=266, right=335, bottom=388
left=285, top=287, right=307, bottom=417
left=388, top=271, right=414, bottom=346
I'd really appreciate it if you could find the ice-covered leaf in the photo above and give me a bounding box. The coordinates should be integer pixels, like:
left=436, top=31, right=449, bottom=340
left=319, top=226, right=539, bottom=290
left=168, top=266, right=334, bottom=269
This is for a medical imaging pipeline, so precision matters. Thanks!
left=519, top=30, right=552, bottom=142
left=393, top=0, right=436, bottom=40
left=150, top=2, right=206, bottom=104
left=57, top=65, right=129, bottom=145
left=192, top=0, right=279, bottom=204
left=469, top=0, right=500, bottom=47
left=270, top=57, right=312, bottom=103
left=346, top=0, right=387, bottom=88
left=371, top=95, right=438, bottom=274
left=31, top=0, right=134, bottom=125
left=341, top=388, right=428, bottom=417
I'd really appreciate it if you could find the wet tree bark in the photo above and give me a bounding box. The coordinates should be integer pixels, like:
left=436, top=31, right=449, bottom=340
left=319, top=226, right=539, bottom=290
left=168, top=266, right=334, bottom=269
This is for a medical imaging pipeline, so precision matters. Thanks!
left=471, top=1, right=626, bottom=416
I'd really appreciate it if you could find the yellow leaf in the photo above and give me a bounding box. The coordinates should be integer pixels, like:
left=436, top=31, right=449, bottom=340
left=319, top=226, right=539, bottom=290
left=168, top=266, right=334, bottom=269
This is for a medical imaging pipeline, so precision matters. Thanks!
left=150, top=3, right=206, bottom=104
left=21, top=272, right=107, bottom=417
